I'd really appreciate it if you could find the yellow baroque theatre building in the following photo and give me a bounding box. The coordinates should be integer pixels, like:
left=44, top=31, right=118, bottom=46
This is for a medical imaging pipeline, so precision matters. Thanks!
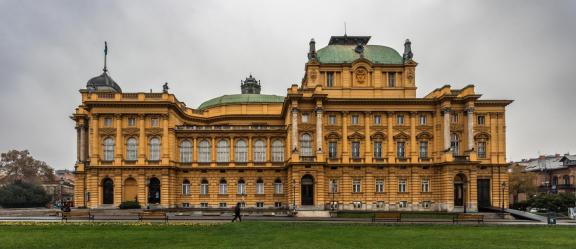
left=72, top=35, right=512, bottom=212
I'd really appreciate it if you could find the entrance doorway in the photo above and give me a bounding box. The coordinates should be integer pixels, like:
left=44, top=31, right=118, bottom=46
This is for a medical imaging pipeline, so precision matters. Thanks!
left=477, top=179, right=491, bottom=210
left=454, top=174, right=466, bottom=207
left=148, top=177, right=160, bottom=204
left=301, top=175, right=314, bottom=206
left=102, top=178, right=114, bottom=204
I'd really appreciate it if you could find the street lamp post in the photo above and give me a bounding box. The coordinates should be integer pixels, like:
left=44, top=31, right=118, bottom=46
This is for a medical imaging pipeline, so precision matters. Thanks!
left=59, top=177, right=64, bottom=207
left=331, top=180, right=336, bottom=211
left=501, top=181, right=507, bottom=212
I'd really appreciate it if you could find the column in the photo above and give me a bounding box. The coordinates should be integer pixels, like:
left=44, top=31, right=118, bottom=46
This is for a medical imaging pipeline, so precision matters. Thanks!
left=80, top=121, right=87, bottom=162
left=466, top=108, right=474, bottom=151
left=442, top=108, right=451, bottom=150
left=266, top=136, right=271, bottom=162
left=75, top=123, right=81, bottom=162
left=316, top=108, right=323, bottom=153
left=211, top=136, right=216, bottom=163
left=91, top=115, right=99, bottom=163
left=248, top=136, right=253, bottom=164
left=364, top=112, right=372, bottom=162
left=162, top=115, right=169, bottom=164
left=192, top=137, right=198, bottom=163
left=115, top=114, right=123, bottom=165
left=387, top=112, right=394, bottom=162
left=138, top=115, right=146, bottom=164
left=230, top=136, right=235, bottom=163
left=410, top=112, right=417, bottom=162
left=341, top=112, right=349, bottom=163
left=291, top=108, right=299, bottom=152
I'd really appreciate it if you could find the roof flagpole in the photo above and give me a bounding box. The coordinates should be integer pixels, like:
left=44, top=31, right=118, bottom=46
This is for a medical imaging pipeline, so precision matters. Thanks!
left=103, top=41, right=108, bottom=73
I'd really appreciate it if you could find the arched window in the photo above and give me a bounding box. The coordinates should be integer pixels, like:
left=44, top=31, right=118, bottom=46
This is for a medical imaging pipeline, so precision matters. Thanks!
left=563, top=175, right=570, bottom=185
left=272, top=140, right=284, bottom=162
left=180, top=140, right=192, bottom=163
left=149, top=137, right=161, bottom=161
left=200, top=179, right=209, bottom=195
left=126, top=138, right=138, bottom=161
left=198, top=140, right=211, bottom=163
left=450, top=133, right=460, bottom=156
left=235, top=139, right=247, bottom=162
left=300, top=134, right=313, bottom=156
left=217, top=139, right=229, bottom=162
left=274, top=179, right=283, bottom=194
left=219, top=179, right=228, bottom=194
left=253, top=139, right=266, bottom=162
left=182, top=179, right=190, bottom=195
left=103, top=137, right=115, bottom=161
left=256, top=178, right=264, bottom=194
left=237, top=179, right=246, bottom=195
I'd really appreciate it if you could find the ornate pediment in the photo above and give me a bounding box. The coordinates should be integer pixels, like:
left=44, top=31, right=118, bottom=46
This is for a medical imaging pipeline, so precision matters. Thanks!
left=99, top=128, right=115, bottom=135
left=393, top=132, right=410, bottom=140
left=474, top=132, right=491, bottom=140
left=325, top=132, right=341, bottom=140
left=299, top=123, right=315, bottom=132
left=348, top=132, right=364, bottom=140
left=122, top=128, right=139, bottom=136
left=450, top=124, right=464, bottom=132
left=370, top=131, right=386, bottom=140
left=416, top=131, right=433, bottom=140
left=145, top=128, right=163, bottom=135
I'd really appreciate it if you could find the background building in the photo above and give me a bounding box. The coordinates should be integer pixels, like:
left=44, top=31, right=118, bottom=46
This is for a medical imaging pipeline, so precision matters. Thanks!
left=519, top=154, right=576, bottom=194
left=72, top=35, right=512, bottom=212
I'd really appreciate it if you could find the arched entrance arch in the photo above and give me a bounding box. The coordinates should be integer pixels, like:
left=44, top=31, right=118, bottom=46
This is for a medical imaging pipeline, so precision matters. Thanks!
left=123, top=177, right=138, bottom=202
left=102, top=178, right=114, bottom=204
left=148, top=177, right=161, bottom=204
left=301, top=174, right=314, bottom=206
left=454, top=174, right=467, bottom=208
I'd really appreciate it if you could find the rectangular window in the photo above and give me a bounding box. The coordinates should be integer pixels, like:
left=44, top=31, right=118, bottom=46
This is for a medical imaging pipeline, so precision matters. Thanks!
left=128, top=118, right=136, bottom=127
left=352, top=179, right=361, bottom=193
left=200, top=183, right=209, bottom=195
left=396, top=115, right=404, bottom=125
left=182, top=203, right=190, bottom=208
left=374, top=115, right=381, bottom=125
left=419, top=115, right=427, bottom=125
left=237, top=183, right=246, bottom=195
left=375, top=179, right=384, bottom=193
left=329, top=142, right=338, bottom=159
left=104, top=118, right=113, bottom=127
left=398, top=179, right=407, bottom=193
left=219, top=202, right=227, bottom=208
left=256, top=182, right=264, bottom=194
left=353, top=201, right=362, bottom=209
left=326, top=72, right=334, bottom=87
left=478, top=142, right=487, bottom=159
left=182, top=183, right=190, bottom=196
left=219, top=183, right=227, bottom=195
left=274, top=202, right=283, bottom=208
left=256, top=202, right=264, bottom=208
left=302, top=113, right=309, bottom=123
left=399, top=201, right=408, bottom=208
left=397, top=142, right=405, bottom=159
left=351, top=115, right=359, bottom=125
left=274, top=182, right=283, bottom=194
left=388, top=72, right=396, bottom=87
left=477, top=115, right=485, bottom=125
left=376, top=201, right=385, bottom=208
left=151, top=118, right=160, bottom=127
left=351, top=142, right=360, bottom=158
left=451, top=113, right=458, bottom=123
left=423, top=201, right=431, bottom=209
left=419, top=141, right=428, bottom=158
left=329, top=115, right=336, bottom=125
left=421, top=179, right=430, bottom=193
left=329, top=179, right=338, bottom=193
left=373, top=142, right=382, bottom=159
left=240, top=202, right=246, bottom=208
left=200, top=202, right=208, bottom=208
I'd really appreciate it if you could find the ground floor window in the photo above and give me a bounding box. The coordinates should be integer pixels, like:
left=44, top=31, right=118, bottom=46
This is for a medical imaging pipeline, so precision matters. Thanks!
left=219, top=202, right=227, bottom=208
left=353, top=201, right=362, bottom=209
left=274, top=202, right=283, bottom=208
left=399, top=201, right=408, bottom=208
left=200, top=202, right=208, bottom=208
left=256, top=202, right=264, bottom=208
left=376, top=201, right=385, bottom=208
left=422, top=201, right=431, bottom=209
left=182, top=203, right=190, bottom=208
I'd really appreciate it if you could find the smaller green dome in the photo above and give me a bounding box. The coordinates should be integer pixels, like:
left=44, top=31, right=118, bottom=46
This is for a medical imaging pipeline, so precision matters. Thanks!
left=317, top=45, right=403, bottom=64
left=198, top=94, right=285, bottom=110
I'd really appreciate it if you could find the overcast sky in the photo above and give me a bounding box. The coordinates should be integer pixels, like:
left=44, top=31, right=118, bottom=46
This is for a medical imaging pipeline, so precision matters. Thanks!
left=0, top=0, right=575, bottom=169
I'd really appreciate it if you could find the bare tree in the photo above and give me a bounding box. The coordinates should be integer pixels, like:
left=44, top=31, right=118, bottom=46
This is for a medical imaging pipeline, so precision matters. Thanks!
left=509, top=163, right=538, bottom=202
left=0, top=150, right=55, bottom=185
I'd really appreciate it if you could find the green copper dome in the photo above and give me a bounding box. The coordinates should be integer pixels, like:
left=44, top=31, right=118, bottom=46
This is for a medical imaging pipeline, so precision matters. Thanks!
left=197, top=94, right=285, bottom=110
left=316, top=45, right=403, bottom=64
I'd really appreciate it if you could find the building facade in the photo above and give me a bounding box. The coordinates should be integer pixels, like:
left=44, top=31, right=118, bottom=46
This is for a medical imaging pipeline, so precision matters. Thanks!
left=520, top=154, right=576, bottom=194
left=72, top=35, right=512, bottom=212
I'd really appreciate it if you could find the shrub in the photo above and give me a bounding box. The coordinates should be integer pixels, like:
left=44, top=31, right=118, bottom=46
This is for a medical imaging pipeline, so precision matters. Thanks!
left=0, top=181, right=51, bottom=208
left=525, top=193, right=576, bottom=212
left=119, top=201, right=141, bottom=209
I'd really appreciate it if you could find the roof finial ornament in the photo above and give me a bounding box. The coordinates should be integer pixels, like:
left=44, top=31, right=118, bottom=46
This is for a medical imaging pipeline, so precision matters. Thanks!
left=403, top=39, right=413, bottom=61
left=103, top=41, right=108, bottom=73
left=307, top=38, right=317, bottom=60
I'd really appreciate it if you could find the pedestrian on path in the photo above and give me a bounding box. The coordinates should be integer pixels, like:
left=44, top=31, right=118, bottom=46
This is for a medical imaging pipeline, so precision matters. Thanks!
left=232, top=202, right=242, bottom=222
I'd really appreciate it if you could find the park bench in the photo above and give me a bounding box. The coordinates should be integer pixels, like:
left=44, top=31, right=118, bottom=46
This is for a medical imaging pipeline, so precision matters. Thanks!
left=61, top=210, right=94, bottom=222
left=372, top=212, right=401, bottom=222
left=453, top=214, right=484, bottom=224
left=138, top=210, right=168, bottom=223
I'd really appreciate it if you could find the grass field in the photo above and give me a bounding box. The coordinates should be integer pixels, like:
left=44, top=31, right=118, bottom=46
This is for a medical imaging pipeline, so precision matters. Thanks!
left=0, top=222, right=574, bottom=249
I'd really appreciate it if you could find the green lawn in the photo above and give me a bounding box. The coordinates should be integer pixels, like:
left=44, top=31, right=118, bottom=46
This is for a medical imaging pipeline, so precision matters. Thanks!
left=0, top=222, right=574, bottom=249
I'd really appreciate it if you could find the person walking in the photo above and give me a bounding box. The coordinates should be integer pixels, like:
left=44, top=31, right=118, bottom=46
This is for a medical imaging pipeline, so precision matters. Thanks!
left=232, top=202, right=242, bottom=222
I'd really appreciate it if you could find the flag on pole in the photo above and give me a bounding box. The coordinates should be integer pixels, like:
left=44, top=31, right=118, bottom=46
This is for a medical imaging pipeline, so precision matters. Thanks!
left=104, top=41, right=108, bottom=55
